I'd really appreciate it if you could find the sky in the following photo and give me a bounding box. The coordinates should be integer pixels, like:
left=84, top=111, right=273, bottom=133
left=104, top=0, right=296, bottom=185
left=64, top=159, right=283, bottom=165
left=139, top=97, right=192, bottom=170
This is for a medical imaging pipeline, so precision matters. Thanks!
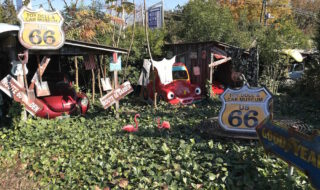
left=29, top=0, right=188, bottom=11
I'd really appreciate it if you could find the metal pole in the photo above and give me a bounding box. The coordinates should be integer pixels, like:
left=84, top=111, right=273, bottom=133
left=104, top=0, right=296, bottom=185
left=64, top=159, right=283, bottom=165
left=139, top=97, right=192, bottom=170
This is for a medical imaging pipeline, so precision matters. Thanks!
left=144, top=0, right=157, bottom=108
left=288, top=165, right=294, bottom=178
left=161, top=0, right=164, bottom=28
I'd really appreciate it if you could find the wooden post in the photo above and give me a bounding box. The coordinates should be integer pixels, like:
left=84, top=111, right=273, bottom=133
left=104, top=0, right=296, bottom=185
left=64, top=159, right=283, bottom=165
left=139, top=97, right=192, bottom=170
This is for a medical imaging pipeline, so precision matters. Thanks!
left=209, top=52, right=214, bottom=97
left=98, top=68, right=103, bottom=98
left=114, top=70, right=119, bottom=119
left=210, top=67, right=213, bottom=97
left=91, top=69, right=95, bottom=103
left=75, top=56, right=79, bottom=90
left=103, top=55, right=107, bottom=79
left=97, top=55, right=103, bottom=98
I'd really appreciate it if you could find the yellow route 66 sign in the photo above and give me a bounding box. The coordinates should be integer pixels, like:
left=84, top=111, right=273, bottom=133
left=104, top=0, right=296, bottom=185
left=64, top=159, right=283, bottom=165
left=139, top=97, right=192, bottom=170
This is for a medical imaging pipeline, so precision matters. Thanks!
left=17, top=6, right=65, bottom=50
left=218, top=85, right=272, bottom=134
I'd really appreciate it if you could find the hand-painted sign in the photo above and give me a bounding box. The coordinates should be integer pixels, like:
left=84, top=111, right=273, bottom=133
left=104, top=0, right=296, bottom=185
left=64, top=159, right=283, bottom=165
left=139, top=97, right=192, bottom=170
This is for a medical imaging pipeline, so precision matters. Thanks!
left=17, top=6, right=65, bottom=49
left=190, top=52, right=197, bottom=59
left=101, top=78, right=112, bottom=91
left=99, top=81, right=133, bottom=109
left=193, top=66, right=200, bottom=76
left=30, top=57, right=50, bottom=86
left=256, top=118, right=320, bottom=189
left=11, top=60, right=28, bottom=76
left=201, top=50, right=206, bottom=59
left=0, top=75, right=43, bottom=116
left=110, top=54, right=121, bottom=71
left=219, top=85, right=272, bottom=134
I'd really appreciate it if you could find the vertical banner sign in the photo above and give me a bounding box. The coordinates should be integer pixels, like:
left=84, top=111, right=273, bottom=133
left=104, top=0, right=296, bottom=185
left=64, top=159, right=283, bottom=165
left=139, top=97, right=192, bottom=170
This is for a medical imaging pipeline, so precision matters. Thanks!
left=256, top=119, right=320, bottom=189
left=148, top=2, right=163, bottom=29
left=17, top=6, right=65, bottom=50
left=219, top=85, right=272, bottom=134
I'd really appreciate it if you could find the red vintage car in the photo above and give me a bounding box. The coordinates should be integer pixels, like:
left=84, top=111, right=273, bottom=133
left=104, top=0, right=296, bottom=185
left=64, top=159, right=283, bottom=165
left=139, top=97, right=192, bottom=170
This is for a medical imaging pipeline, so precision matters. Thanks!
left=144, top=62, right=203, bottom=105
left=212, top=81, right=225, bottom=95
left=35, top=72, right=89, bottom=119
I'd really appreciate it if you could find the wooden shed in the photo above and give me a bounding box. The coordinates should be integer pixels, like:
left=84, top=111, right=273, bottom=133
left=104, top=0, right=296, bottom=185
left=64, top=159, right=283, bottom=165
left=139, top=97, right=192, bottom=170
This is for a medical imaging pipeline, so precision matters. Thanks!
left=164, top=41, right=259, bottom=92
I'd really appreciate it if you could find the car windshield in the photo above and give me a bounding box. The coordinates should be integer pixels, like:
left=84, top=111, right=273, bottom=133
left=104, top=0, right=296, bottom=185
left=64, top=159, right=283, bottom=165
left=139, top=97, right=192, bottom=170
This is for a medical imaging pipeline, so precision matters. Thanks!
left=172, top=66, right=188, bottom=80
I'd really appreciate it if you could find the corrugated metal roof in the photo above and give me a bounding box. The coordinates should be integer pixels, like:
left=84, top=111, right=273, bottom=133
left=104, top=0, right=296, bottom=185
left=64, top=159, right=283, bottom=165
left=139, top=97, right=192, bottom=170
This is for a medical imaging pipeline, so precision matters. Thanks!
left=64, top=39, right=127, bottom=54
left=0, top=23, right=19, bottom=34
left=0, top=23, right=127, bottom=54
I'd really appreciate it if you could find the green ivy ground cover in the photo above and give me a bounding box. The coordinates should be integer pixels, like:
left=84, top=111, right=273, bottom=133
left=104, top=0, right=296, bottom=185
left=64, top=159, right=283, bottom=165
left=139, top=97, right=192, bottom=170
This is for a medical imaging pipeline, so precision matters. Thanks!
left=0, top=98, right=313, bottom=189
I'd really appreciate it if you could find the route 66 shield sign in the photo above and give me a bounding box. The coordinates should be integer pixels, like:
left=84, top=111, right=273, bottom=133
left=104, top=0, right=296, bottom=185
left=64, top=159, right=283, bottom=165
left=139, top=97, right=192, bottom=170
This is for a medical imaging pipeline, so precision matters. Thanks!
left=218, top=85, right=272, bottom=134
left=17, top=6, right=65, bottom=50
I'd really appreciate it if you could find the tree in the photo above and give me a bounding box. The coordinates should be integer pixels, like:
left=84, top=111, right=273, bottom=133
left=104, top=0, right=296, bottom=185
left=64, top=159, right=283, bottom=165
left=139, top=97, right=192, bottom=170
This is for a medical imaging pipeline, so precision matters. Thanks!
left=297, top=9, right=320, bottom=99
left=0, top=0, right=18, bottom=24
left=180, top=0, right=252, bottom=47
left=219, top=0, right=292, bottom=24
left=291, top=0, right=320, bottom=35
left=164, top=6, right=184, bottom=43
left=258, top=17, right=310, bottom=93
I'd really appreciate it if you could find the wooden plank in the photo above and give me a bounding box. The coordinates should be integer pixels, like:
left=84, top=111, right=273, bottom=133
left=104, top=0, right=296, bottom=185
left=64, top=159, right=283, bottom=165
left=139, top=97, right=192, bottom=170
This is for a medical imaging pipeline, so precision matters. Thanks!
left=99, top=81, right=133, bottom=110
left=208, top=57, right=231, bottom=68
left=0, top=75, right=43, bottom=116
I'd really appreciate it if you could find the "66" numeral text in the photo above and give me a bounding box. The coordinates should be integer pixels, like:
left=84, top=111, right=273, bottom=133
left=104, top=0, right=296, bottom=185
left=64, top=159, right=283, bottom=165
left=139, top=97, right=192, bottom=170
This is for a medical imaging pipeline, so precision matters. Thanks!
left=29, top=29, right=56, bottom=45
left=228, top=110, right=259, bottom=128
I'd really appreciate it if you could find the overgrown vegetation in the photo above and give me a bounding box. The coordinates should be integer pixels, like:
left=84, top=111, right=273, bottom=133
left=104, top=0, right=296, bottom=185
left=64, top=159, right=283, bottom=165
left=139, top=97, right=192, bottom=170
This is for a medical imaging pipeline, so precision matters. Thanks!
left=0, top=98, right=315, bottom=189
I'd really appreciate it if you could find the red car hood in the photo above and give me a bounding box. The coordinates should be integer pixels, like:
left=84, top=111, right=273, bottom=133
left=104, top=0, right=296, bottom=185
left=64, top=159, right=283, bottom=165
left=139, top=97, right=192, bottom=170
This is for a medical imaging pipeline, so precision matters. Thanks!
left=163, top=80, right=197, bottom=98
left=40, top=83, right=77, bottom=112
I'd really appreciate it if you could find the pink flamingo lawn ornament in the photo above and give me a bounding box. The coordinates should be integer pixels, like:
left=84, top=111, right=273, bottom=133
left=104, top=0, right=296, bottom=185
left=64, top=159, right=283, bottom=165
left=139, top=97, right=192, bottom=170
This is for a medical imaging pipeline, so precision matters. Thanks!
left=122, top=114, right=140, bottom=132
left=157, top=117, right=171, bottom=130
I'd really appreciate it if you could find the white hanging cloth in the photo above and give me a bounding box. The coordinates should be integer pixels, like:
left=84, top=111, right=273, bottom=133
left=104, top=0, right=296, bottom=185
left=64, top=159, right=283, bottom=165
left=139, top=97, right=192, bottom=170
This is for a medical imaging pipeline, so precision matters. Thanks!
left=152, top=56, right=176, bottom=85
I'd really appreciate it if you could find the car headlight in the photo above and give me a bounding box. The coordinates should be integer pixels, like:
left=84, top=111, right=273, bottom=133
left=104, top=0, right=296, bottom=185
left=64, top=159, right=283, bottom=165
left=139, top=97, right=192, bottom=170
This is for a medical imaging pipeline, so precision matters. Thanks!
left=195, top=87, right=201, bottom=95
left=80, top=97, right=89, bottom=106
left=167, top=91, right=175, bottom=100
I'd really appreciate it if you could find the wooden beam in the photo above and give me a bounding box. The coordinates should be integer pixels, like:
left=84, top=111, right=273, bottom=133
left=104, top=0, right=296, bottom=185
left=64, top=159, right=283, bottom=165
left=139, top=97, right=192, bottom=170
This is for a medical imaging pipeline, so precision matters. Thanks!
left=208, top=57, right=231, bottom=68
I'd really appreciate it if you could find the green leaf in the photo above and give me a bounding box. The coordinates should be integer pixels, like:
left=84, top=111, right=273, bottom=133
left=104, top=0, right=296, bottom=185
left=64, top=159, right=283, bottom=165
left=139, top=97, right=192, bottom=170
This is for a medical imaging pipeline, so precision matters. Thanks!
left=208, top=140, right=214, bottom=149
left=161, top=143, right=170, bottom=154
left=209, top=173, right=216, bottom=181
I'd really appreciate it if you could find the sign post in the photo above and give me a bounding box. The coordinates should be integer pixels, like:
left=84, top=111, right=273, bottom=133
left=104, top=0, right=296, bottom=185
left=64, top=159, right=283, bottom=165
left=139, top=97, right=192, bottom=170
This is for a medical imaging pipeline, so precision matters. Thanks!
left=256, top=118, right=320, bottom=189
left=219, top=85, right=272, bottom=134
left=110, top=53, right=122, bottom=118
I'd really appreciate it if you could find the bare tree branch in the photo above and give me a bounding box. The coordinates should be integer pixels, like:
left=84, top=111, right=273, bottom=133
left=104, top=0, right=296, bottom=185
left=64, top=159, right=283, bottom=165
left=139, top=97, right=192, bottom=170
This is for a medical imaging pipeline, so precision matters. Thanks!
left=62, top=0, right=70, bottom=13
left=47, top=0, right=54, bottom=11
